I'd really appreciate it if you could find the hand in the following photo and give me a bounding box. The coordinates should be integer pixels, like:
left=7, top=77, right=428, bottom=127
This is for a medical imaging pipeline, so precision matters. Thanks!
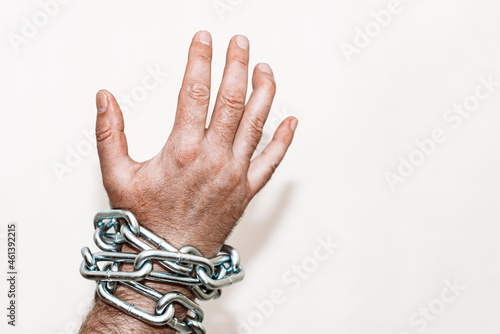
left=95, top=31, right=297, bottom=257
left=81, top=31, right=298, bottom=334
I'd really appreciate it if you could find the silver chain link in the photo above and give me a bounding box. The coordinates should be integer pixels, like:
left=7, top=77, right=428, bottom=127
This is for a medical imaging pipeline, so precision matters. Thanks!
left=80, top=209, right=245, bottom=333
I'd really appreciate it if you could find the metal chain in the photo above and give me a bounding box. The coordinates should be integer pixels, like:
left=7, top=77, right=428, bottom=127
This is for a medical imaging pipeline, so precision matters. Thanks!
left=80, top=209, right=245, bottom=333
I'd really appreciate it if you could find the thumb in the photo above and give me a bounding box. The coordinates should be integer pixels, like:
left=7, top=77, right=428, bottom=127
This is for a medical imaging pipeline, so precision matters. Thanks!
left=95, top=89, right=134, bottom=176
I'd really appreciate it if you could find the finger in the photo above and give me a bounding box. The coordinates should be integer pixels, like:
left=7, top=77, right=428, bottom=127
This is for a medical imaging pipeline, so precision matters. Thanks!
left=95, top=90, right=134, bottom=175
left=247, top=117, right=298, bottom=197
left=174, top=31, right=213, bottom=142
left=233, top=63, right=276, bottom=161
left=207, top=34, right=249, bottom=147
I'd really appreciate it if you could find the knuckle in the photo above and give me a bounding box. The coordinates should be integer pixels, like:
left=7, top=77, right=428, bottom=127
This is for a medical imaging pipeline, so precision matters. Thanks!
left=172, top=142, right=201, bottom=166
left=206, top=153, right=244, bottom=189
left=279, top=130, right=293, bottom=145
left=245, top=116, right=265, bottom=144
left=216, top=165, right=244, bottom=190
left=229, top=53, right=249, bottom=67
left=95, top=127, right=113, bottom=143
left=247, top=116, right=265, bottom=136
left=183, top=81, right=210, bottom=105
left=219, top=89, right=246, bottom=111
left=194, top=48, right=212, bottom=63
left=269, top=161, right=280, bottom=174
left=261, top=151, right=280, bottom=174
left=259, top=77, right=276, bottom=96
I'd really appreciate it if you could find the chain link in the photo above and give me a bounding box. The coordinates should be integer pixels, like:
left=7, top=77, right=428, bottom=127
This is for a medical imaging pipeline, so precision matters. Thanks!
left=80, top=210, right=244, bottom=333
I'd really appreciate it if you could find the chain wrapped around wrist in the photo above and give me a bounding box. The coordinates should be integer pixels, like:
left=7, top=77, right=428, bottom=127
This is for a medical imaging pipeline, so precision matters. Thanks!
left=80, top=209, right=245, bottom=333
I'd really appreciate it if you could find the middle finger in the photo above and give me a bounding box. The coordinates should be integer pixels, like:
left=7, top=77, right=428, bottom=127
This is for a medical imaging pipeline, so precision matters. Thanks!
left=207, top=35, right=250, bottom=148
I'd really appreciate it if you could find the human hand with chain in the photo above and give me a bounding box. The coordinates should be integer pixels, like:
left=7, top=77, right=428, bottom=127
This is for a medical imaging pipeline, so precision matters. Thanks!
left=80, top=31, right=297, bottom=333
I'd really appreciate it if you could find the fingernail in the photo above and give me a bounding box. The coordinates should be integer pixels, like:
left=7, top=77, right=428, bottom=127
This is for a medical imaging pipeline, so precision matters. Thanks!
left=198, top=30, right=211, bottom=46
left=96, top=91, right=108, bottom=114
left=235, top=35, right=249, bottom=50
left=258, top=63, right=273, bottom=75
left=290, top=118, right=298, bottom=132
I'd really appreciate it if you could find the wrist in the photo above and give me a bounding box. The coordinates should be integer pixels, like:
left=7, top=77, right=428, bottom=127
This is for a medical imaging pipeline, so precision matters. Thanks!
left=81, top=208, right=245, bottom=334
left=118, top=208, right=234, bottom=258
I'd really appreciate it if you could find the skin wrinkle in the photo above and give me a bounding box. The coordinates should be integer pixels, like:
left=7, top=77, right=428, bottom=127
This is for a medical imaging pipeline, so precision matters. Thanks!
left=181, top=81, right=211, bottom=110
left=95, top=126, right=114, bottom=143
left=80, top=32, right=296, bottom=334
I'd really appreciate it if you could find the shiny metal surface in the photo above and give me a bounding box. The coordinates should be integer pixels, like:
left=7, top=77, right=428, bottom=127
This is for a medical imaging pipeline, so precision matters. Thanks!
left=80, top=209, right=244, bottom=333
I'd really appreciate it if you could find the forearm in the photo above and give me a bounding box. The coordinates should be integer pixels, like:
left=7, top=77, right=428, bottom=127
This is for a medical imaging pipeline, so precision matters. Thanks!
left=80, top=296, right=167, bottom=334
left=80, top=281, right=189, bottom=333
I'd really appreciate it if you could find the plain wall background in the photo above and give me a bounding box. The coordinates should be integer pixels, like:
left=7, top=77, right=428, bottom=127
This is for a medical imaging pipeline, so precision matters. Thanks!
left=1, top=0, right=500, bottom=333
